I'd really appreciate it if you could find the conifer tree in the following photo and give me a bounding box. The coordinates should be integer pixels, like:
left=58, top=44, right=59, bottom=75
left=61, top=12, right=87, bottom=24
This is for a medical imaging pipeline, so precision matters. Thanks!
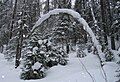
left=21, top=36, right=68, bottom=80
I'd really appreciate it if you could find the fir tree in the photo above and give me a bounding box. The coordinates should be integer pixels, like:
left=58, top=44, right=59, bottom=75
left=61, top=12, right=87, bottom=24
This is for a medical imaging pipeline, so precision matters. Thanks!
left=21, top=37, right=68, bottom=80
left=21, top=39, right=46, bottom=80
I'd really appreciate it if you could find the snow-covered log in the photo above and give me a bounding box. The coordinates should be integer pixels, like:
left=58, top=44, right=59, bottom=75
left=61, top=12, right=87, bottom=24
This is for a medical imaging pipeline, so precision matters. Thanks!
left=31, top=9, right=105, bottom=61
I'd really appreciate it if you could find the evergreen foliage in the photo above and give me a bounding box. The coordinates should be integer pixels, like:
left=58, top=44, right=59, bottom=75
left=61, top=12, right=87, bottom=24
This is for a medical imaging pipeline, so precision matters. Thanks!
left=21, top=37, right=68, bottom=80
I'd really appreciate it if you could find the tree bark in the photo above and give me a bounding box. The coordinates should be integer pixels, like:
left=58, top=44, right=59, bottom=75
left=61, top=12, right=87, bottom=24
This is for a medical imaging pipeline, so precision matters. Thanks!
left=15, top=26, right=23, bottom=68
left=111, top=36, right=116, bottom=50
left=9, top=0, right=18, bottom=39
left=100, top=0, right=108, bottom=45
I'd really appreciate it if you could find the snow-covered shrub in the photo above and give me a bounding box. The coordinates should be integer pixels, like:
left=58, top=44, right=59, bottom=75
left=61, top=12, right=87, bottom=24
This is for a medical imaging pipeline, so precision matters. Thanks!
left=58, top=57, right=68, bottom=65
left=104, top=47, right=114, bottom=61
left=77, top=49, right=86, bottom=58
left=87, top=44, right=98, bottom=56
left=21, top=38, right=68, bottom=80
left=45, top=42, right=68, bottom=66
left=20, top=39, right=47, bottom=80
left=76, top=42, right=86, bottom=58
left=87, top=43, right=93, bottom=53
left=20, top=49, right=47, bottom=80
left=116, top=48, right=120, bottom=82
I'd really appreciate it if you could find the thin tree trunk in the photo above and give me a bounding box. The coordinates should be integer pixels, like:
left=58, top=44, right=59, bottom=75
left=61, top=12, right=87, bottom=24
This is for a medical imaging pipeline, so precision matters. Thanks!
left=15, top=25, right=23, bottom=68
left=111, top=36, right=115, bottom=50
left=106, top=0, right=116, bottom=50
left=37, top=0, right=40, bottom=17
left=47, top=0, right=49, bottom=12
left=100, top=0, right=108, bottom=45
left=9, top=0, right=18, bottom=39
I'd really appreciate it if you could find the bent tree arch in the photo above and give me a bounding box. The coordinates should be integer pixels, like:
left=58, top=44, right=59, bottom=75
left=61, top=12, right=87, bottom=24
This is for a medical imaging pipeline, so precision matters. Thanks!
left=30, top=9, right=105, bottom=61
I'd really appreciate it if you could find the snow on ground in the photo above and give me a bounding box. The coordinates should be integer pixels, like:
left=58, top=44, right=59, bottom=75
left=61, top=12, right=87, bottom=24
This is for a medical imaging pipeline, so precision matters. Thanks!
left=0, top=53, right=21, bottom=82
left=0, top=52, right=118, bottom=82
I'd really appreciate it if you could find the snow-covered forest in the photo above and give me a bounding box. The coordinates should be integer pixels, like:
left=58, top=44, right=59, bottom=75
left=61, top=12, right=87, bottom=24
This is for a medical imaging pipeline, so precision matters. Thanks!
left=0, top=0, right=120, bottom=82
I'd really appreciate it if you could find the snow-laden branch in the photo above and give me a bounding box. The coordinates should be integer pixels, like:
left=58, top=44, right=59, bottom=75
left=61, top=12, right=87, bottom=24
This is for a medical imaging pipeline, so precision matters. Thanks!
left=31, top=9, right=105, bottom=61
left=32, top=9, right=81, bottom=31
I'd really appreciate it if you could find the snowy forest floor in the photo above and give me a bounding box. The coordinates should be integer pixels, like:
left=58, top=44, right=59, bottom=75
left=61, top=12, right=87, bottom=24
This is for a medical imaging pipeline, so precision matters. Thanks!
left=0, top=51, right=118, bottom=82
